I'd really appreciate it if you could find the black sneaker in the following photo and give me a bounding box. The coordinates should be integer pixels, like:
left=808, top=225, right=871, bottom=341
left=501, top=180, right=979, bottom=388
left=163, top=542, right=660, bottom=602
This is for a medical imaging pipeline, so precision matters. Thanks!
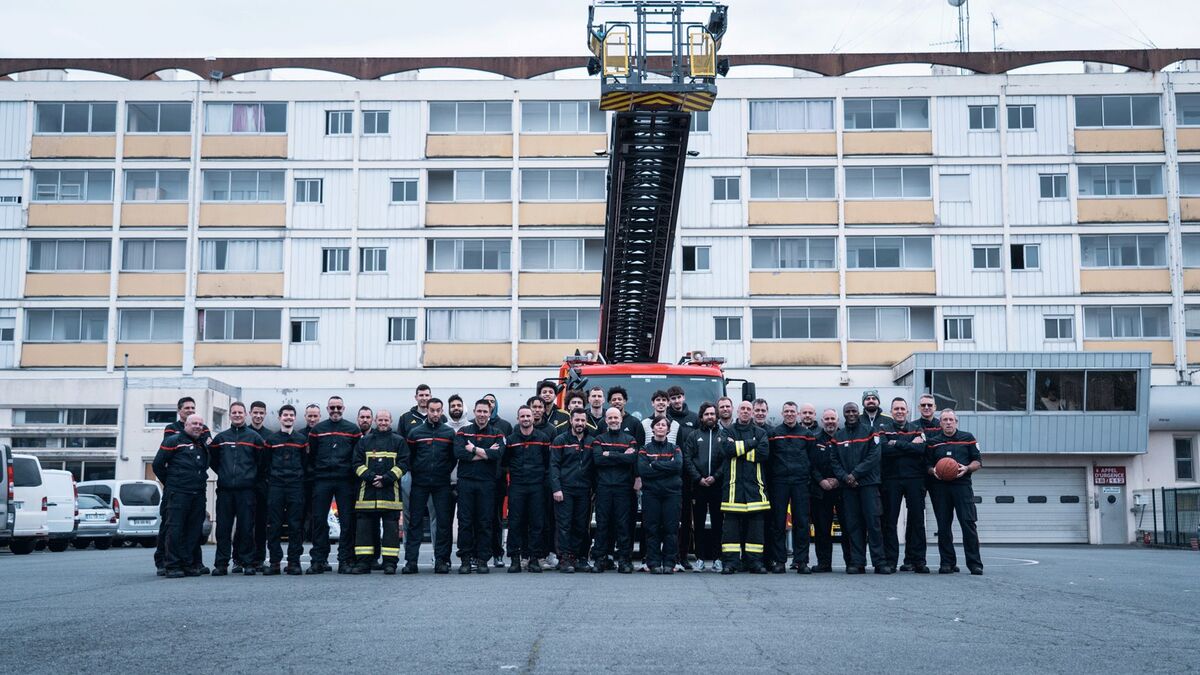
left=475, top=559, right=490, bottom=574
left=796, top=564, right=812, bottom=574
left=720, top=564, right=736, bottom=575
left=527, top=559, right=543, bottom=573
left=846, top=566, right=866, bottom=575
left=156, top=567, right=166, bottom=577
left=286, top=565, right=303, bottom=576
left=899, top=563, right=915, bottom=572
left=968, top=566, right=984, bottom=576
left=679, top=560, right=694, bottom=571
left=402, top=562, right=419, bottom=575
left=458, top=561, right=473, bottom=574
left=434, top=561, right=451, bottom=574
left=383, top=564, right=397, bottom=575
left=184, top=566, right=203, bottom=577
left=507, top=562, right=522, bottom=573
left=337, top=564, right=352, bottom=574
left=351, top=564, right=371, bottom=575
left=617, top=561, right=633, bottom=574
left=243, top=566, right=256, bottom=576
left=811, top=564, right=832, bottom=573
left=211, top=567, right=228, bottom=577
left=306, top=564, right=325, bottom=575
left=914, top=565, right=930, bottom=574
left=165, top=569, right=186, bottom=579
left=371, top=560, right=384, bottom=571
left=771, top=563, right=786, bottom=574
left=231, top=565, right=244, bottom=574
left=573, top=560, right=592, bottom=573
left=938, top=565, right=956, bottom=574
left=263, top=565, right=281, bottom=576
left=559, top=560, right=575, bottom=574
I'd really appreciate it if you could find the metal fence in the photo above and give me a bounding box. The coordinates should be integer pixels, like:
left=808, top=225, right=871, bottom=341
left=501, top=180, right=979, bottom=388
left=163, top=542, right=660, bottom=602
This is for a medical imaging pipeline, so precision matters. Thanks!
left=1134, top=487, right=1200, bottom=548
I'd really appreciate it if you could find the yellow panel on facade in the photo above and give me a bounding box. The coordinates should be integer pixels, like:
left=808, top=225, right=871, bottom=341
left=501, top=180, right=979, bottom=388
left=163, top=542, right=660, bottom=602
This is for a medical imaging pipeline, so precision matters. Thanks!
left=1079, top=269, right=1171, bottom=293
left=846, top=341, right=935, bottom=366
left=117, top=273, right=186, bottom=297
left=1180, top=198, right=1200, bottom=222
left=423, top=342, right=510, bottom=367
left=845, top=270, right=936, bottom=295
left=844, top=200, right=934, bottom=224
left=749, top=342, right=840, bottom=366
left=519, top=342, right=596, bottom=367
left=1073, top=129, right=1164, bottom=153
left=24, top=273, right=110, bottom=297
left=123, top=135, right=192, bottom=159
left=425, top=202, right=513, bottom=227
left=196, top=273, right=284, bottom=297
left=31, top=135, right=116, bottom=158
left=1178, top=129, right=1200, bottom=152
left=842, top=131, right=933, bottom=155
left=519, top=134, right=607, bottom=157
left=121, top=203, right=189, bottom=227
left=518, top=272, right=601, bottom=296
left=1083, top=340, right=1174, bottom=365
left=745, top=132, right=836, bottom=156
left=519, top=202, right=606, bottom=227
left=20, top=343, right=107, bottom=368
left=423, top=272, right=511, bottom=296
left=27, top=204, right=112, bottom=227
left=1076, top=198, right=1168, bottom=223
left=748, top=271, right=839, bottom=296
left=1187, top=342, right=1200, bottom=365
left=200, top=135, right=287, bottom=158
left=198, top=203, right=285, bottom=227
left=747, top=201, right=838, bottom=226
left=425, top=135, right=513, bottom=158
left=117, top=343, right=183, bottom=367
left=1184, top=269, right=1200, bottom=293
left=194, top=342, right=282, bottom=367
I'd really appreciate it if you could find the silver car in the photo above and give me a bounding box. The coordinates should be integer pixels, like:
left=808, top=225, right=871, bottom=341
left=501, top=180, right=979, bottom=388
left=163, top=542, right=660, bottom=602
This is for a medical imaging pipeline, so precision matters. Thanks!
left=73, top=493, right=116, bottom=549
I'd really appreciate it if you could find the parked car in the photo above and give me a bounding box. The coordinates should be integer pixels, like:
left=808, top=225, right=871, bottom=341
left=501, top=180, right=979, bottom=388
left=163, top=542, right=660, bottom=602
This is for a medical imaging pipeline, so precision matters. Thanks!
left=41, top=469, right=77, bottom=552
left=73, top=493, right=116, bottom=549
left=0, top=445, right=13, bottom=548
left=76, top=480, right=161, bottom=547
left=10, top=454, right=49, bottom=555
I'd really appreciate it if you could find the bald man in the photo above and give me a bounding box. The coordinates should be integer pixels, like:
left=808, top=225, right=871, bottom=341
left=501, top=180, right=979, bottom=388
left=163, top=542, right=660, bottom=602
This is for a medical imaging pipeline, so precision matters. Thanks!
left=153, top=414, right=211, bottom=578
left=351, top=410, right=408, bottom=575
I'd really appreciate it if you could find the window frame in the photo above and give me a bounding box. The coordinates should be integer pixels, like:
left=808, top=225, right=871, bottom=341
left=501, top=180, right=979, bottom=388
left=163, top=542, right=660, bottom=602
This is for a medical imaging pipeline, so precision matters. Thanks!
left=428, top=101, right=512, bottom=134
left=1006, top=104, right=1036, bottom=130
left=24, top=309, right=109, bottom=344
left=843, top=97, right=930, bottom=131
left=117, top=308, right=184, bottom=343
left=201, top=169, right=285, bottom=203
left=750, top=307, right=839, bottom=341
left=424, top=308, right=510, bottom=343
left=1010, top=243, right=1041, bottom=271
left=749, top=167, right=836, bottom=201
left=325, top=110, right=353, bottom=136
left=125, top=102, right=192, bottom=134
left=294, top=178, right=323, bottom=204
left=847, top=306, right=935, bottom=342
left=1077, top=164, right=1164, bottom=198
left=387, top=316, right=416, bottom=343
left=1177, top=163, right=1200, bottom=197
left=390, top=178, right=418, bottom=203
left=845, top=236, right=933, bottom=270
left=712, top=176, right=740, bottom=202
left=1039, top=173, right=1068, bottom=200
left=123, top=169, right=189, bottom=202
left=844, top=166, right=931, bottom=200
left=359, top=247, right=388, bottom=274
left=682, top=245, right=711, bottom=273
left=520, top=169, right=606, bottom=202
left=427, top=239, right=512, bottom=272
left=1080, top=234, right=1167, bottom=269
left=0, top=177, right=21, bottom=205
left=967, top=104, right=998, bottom=131
left=518, top=238, right=600, bottom=273
left=120, top=239, right=186, bottom=273
left=1174, top=437, right=1196, bottom=481
left=0, top=317, right=14, bottom=343
left=290, top=317, right=319, bottom=344
left=1178, top=93, right=1200, bottom=127
left=322, top=247, right=351, bottom=274
left=32, top=169, right=114, bottom=203
left=34, top=102, right=117, bottom=135
left=519, top=100, right=606, bottom=134
left=362, top=109, right=390, bottom=135
left=519, top=308, right=600, bottom=342
left=203, top=102, right=287, bottom=134
left=1083, top=305, right=1171, bottom=340
left=1074, top=94, right=1161, bottom=129
left=972, top=245, right=1001, bottom=271
left=943, top=315, right=974, bottom=342
left=750, top=237, right=837, bottom=271
left=748, top=99, right=835, bottom=132
left=426, top=169, right=510, bottom=203
left=197, top=308, right=282, bottom=342
left=713, top=315, right=742, bottom=342
left=198, top=239, right=282, bottom=273
left=28, top=239, right=111, bottom=273
left=1044, top=315, right=1075, bottom=341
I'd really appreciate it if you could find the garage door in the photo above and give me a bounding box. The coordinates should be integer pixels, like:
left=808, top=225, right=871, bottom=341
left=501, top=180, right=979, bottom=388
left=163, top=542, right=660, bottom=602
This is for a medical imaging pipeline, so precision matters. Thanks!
left=926, top=468, right=1089, bottom=544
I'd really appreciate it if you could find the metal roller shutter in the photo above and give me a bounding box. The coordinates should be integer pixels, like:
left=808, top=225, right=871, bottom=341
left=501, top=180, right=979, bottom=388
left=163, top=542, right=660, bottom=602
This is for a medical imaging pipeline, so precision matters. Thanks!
left=926, top=467, right=1089, bottom=544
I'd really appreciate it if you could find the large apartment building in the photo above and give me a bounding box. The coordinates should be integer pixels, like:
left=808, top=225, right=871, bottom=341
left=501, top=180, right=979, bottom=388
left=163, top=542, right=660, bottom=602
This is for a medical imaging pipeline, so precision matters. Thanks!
left=1, top=56, right=1198, bottom=543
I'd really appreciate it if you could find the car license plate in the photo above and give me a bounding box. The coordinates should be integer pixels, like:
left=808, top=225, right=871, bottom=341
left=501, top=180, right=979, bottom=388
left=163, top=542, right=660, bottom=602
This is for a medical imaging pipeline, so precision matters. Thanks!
left=85, top=514, right=105, bottom=521
left=132, top=518, right=156, bottom=525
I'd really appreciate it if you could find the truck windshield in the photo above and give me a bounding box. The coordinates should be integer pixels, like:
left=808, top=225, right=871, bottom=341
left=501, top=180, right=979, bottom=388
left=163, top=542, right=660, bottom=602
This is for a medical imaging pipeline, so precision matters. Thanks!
left=582, top=375, right=724, bottom=423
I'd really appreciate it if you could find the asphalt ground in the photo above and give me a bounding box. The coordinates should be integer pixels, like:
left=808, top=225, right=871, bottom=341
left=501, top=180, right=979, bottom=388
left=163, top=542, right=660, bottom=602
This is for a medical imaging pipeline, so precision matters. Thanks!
left=1, top=544, right=1198, bottom=674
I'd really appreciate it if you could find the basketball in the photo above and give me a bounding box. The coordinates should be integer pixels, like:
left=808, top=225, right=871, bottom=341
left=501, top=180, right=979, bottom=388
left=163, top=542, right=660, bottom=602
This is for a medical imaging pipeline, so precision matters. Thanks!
left=934, top=457, right=961, bottom=481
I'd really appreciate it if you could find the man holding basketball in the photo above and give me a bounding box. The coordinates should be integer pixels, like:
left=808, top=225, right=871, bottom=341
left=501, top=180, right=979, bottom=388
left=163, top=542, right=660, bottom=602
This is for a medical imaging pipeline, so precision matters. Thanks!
left=925, top=409, right=983, bottom=575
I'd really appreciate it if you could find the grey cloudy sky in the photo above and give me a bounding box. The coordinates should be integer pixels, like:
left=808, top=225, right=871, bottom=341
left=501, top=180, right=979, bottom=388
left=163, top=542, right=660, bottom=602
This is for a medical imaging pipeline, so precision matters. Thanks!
left=2, top=0, right=1193, bottom=59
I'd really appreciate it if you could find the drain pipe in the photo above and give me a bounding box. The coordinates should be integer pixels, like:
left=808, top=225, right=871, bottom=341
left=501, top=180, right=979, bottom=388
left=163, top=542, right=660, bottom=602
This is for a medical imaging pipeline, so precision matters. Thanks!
left=117, top=353, right=129, bottom=462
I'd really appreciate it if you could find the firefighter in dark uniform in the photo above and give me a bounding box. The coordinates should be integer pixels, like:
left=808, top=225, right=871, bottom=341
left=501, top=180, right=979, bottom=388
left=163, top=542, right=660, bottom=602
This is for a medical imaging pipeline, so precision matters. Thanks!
left=811, top=408, right=852, bottom=572
left=549, top=410, right=594, bottom=573
left=503, top=405, right=552, bottom=573
left=684, top=402, right=727, bottom=572
left=454, top=399, right=506, bottom=574
left=879, top=397, right=930, bottom=574
left=155, top=396, right=207, bottom=576
left=352, top=410, right=407, bottom=575
left=718, top=401, right=770, bottom=574
left=830, top=402, right=889, bottom=575
left=665, top=385, right=698, bottom=571
left=153, top=414, right=211, bottom=578
left=307, top=396, right=363, bottom=574
left=263, top=404, right=310, bottom=575
left=209, top=402, right=265, bottom=576
left=860, top=389, right=893, bottom=433
left=538, top=380, right=571, bottom=430
left=592, top=407, right=638, bottom=574
left=925, top=408, right=984, bottom=575
left=247, top=401, right=272, bottom=573
left=403, top=398, right=457, bottom=574
left=607, top=387, right=646, bottom=446
left=767, top=401, right=820, bottom=574
left=638, top=415, right=684, bottom=574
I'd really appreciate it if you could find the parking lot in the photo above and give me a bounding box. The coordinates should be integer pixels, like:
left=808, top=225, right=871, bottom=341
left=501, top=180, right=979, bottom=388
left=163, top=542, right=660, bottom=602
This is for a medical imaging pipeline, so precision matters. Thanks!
left=2, top=544, right=1197, bottom=673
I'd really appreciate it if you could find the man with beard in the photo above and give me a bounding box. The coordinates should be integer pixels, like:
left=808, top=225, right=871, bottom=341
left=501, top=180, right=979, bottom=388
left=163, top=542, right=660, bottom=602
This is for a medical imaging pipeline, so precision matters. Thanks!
left=926, top=409, right=983, bottom=575
left=830, top=402, right=888, bottom=575
left=666, top=386, right=698, bottom=572
left=684, top=402, right=727, bottom=572
left=156, top=396, right=208, bottom=577
left=403, top=398, right=456, bottom=574
left=154, top=414, right=211, bottom=578
left=307, top=396, right=362, bottom=574
left=503, top=405, right=551, bottom=573
left=398, top=384, right=432, bottom=436
left=550, top=410, right=595, bottom=573
left=860, top=389, right=892, bottom=434
left=716, top=397, right=735, bottom=431
left=354, top=405, right=382, bottom=571
left=454, top=399, right=505, bottom=574
left=445, top=395, right=469, bottom=432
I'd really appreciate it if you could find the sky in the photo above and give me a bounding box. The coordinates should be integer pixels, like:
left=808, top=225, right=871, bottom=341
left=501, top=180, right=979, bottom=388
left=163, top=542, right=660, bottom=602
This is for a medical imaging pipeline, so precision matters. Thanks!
left=1, top=0, right=1194, bottom=61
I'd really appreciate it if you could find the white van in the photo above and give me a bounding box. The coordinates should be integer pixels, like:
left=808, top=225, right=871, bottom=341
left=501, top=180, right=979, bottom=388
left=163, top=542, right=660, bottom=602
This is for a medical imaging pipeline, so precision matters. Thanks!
left=76, top=480, right=161, bottom=546
left=0, top=445, right=13, bottom=548
left=10, top=454, right=49, bottom=555
left=42, top=469, right=78, bottom=552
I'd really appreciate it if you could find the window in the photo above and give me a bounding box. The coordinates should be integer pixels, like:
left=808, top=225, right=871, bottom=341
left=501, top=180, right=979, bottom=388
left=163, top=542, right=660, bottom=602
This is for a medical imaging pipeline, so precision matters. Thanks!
left=682, top=245, right=710, bottom=272
left=519, top=239, right=599, bottom=272
left=749, top=168, right=836, bottom=200
left=0, top=178, right=20, bottom=204
left=29, top=240, right=110, bottom=272
left=520, top=169, right=605, bottom=201
left=944, top=316, right=974, bottom=342
left=1178, top=93, right=1200, bottom=127
left=200, top=240, right=282, bottom=272
left=25, top=309, right=108, bottom=343
left=972, top=246, right=1001, bottom=270
left=1081, top=235, right=1166, bottom=268
left=844, top=98, right=929, bottom=130
left=126, top=102, right=191, bottom=133
left=1085, top=371, right=1137, bottom=411
left=714, top=316, right=741, bottom=341
left=930, top=370, right=1028, bottom=412
left=199, top=309, right=281, bottom=341
left=290, top=318, right=318, bottom=344
left=845, top=236, right=932, bottom=269
left=1175, top=438, right=1195, bottom=481
left=1187, top=307, right=1200, bottom=339
left=1007, top=105, right=1035, bottom=130
left=121, top=240, right=185, bottom=272
left=521, top=309, right=600, bottom=341
left=35, top=102, right=116, bottom=133
left=427, top=169, right=510, bottom=202
left=425, top=308, right=509, bottom=342
left=690, top=111, right=709, bottom=133
left=32, top=169, right=113, bottom=202
left=14, top=408, right=117, bottom=425
left=712, top=176, right=740, bottom=201
left=124, top=170, right=188, bottom=201
left=751, top=308, right=838, bottom=340
left=360, top=247, right=387, bottom=273
left=848, top=306, right=935, bottom=341
left=390, top=179, right=418, bottom=203
left=145, top=409, right=177, bottom=426
left=1040, top=173, right=1068, bottom=199
left=940, top=174, right=970, bottom=202
left=520, top=100, right=605, bottom=133
left=1044, top=316, right=1074, bottom=341
left=325, top=110, right=352, bottom=135
left=0, top=317, right=13, bottom=342
left=1034, top=370, right=1083, bottom=411
left=388, top=317, right=416, bottom=343
left=363, top=110, right=390, bottom=135
left=844, top=167, right=931, bottom=199
left=1077, top=164, right=1163, bottom=197
left=1075, top=95, right=1160, bottom=128
left=1010, top=243, right=1040, bottom=271
left=428, top=239, right=511, bottom=271
left=1180, top=164, right=1200, bottom=196
left=204, top=102, right=286, bottom=134
left=750, top=237, right=836, bottom=270
left=202, top=170, right=285, bottom=202
left=429, top=101, right=511, bottom=133
left=118, top=309, right=183, bottom=342
left=748, top=99, right=834, bottom=131
left=295, top=178, right=322, bottom=204
left=322, top=247, right=350, bottom=273
left=1084, top=306, right=1170, bottom=339
left=1183, top=235, right=1200, bottom=267
left=968, top=105, right=997, bottom=130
